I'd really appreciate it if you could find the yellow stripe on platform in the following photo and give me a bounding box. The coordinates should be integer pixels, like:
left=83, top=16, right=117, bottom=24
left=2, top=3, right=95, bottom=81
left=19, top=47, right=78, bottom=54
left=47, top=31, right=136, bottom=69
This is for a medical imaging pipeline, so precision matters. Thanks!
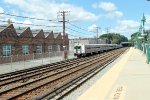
left=78, top=48, right=132, bottom=100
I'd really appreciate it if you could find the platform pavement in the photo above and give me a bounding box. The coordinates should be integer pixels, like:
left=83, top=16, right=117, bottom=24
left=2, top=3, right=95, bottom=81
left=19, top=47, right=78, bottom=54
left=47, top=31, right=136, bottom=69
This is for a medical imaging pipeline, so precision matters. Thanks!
left=78, top=47, right=150, bottom=100
left=0, top=53, right=75, bottom=74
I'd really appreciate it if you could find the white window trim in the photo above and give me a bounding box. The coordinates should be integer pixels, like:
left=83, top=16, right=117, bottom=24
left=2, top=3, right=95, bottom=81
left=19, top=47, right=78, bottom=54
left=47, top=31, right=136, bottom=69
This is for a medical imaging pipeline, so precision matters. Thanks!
left=48, top=45, right=52, bottom=52
left=36, top=45, right=42, bottom=53
left=22, top=45, right=29, bottom=55
left=2, top=44, right=11, bottom=57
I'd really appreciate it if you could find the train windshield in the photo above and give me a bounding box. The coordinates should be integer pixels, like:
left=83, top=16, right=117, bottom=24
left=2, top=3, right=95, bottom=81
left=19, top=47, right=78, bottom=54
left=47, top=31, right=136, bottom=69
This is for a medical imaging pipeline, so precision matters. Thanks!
left=74, top=46, right=81, bottom=49
left=74, top=46, right=81, bottom=54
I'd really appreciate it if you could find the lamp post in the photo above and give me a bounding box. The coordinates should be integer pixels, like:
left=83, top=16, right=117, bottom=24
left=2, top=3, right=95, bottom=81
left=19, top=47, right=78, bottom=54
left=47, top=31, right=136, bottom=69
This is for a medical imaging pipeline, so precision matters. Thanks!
left=136, top=33, right=141, bottom=50
left=137, top=13, right=150, bottom=54
left=136, top=14, right=146, bottom=51
left=141, top=14, right=147, bottom=53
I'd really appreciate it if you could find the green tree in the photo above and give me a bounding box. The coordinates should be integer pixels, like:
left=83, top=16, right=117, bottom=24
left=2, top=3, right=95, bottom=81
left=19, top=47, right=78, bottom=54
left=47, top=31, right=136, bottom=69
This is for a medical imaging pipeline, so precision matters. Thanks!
left=130, top=32, right=138, bottom=42
left=129, top=32, right=142, bottom=46
left=100, top=33, right=128, bottom=44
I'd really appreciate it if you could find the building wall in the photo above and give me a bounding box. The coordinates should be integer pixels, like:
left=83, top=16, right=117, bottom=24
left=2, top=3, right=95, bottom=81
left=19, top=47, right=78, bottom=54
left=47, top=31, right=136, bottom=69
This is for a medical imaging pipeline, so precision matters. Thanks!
left=0, top=24, right=18, bottom=56
left=54, top=33, right=63, bottom=51
left=45, top=32, right=55, bottom=52
left=0, top=24, right=69, bottom=64
left=17, top=27, right=33, bottom=54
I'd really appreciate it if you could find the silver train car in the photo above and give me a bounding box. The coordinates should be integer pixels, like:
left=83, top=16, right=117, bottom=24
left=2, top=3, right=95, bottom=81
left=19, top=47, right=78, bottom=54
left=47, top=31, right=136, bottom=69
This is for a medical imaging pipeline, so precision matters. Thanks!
left=74, top=44, right=122, bottom=57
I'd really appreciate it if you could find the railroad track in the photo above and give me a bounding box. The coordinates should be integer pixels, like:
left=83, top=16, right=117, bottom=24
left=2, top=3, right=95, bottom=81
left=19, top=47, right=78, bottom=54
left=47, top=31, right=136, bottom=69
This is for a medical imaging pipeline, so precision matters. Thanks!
left=0, top=54, right=102, bottom=92
left=0, top=47, right=128, bottom=100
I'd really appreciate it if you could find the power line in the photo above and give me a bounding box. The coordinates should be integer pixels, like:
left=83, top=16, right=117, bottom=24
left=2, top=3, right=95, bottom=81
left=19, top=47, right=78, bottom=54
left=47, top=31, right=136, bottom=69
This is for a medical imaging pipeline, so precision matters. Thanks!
left=67, top=33, right=79, bottom=38
left=67, top=22, right=96, bottom=33
left=66, top=27, right=85, bottom=34
left=0, top=19, right=62, bottom=28
left=0, top=12, right=96, bottom=34
left=66, top=27, right=91, bottom=36
left=0, top=12, right=58, bottom=22
left=67, top=22, right=87, bottom=31
left=0, top=12, right=97, bottom=38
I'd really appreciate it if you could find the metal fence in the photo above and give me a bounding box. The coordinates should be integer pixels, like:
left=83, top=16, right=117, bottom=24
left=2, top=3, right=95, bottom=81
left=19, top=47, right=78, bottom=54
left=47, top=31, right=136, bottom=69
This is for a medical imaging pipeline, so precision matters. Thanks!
left=0, top=51, right=75, bottom=74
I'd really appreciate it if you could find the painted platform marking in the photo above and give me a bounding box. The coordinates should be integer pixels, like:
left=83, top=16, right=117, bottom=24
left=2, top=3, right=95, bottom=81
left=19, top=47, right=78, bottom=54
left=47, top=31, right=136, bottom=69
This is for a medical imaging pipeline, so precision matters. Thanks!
left=108, top=85, right=127, bottom=100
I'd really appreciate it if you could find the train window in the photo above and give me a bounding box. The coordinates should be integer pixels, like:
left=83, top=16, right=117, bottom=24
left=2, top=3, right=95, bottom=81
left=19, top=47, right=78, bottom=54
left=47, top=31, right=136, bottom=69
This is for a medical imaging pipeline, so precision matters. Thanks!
left=74, top=46, right=81, bottom=49
left=74, top=46, right=77, bottom=49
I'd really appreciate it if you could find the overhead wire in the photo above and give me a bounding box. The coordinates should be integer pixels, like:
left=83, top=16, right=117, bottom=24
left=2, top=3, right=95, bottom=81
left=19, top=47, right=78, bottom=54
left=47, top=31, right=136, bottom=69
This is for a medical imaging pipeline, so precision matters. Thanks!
left=0, top=19, right=62, bottom=28
left=66, top=27, right=94, bottom=37
left=0, top=12, right=58, bottom=22
left=66, top=27, right=86, bottom=35
left=0, top=12, right=96, bottom=38
left=0, top=12, right=96, bottom=32
left=67, top=22, right=96, bottom=33
left=67, top=33, right=79, bottom=38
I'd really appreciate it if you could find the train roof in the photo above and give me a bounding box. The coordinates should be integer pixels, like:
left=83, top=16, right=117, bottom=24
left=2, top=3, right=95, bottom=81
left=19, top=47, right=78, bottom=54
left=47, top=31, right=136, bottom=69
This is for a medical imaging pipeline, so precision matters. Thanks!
left=75, top=43, right=118, bottom=46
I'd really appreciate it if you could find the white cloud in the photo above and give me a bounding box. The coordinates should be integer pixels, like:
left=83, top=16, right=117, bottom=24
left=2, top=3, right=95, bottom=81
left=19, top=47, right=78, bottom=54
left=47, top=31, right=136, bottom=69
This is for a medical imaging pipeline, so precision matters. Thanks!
left=2, top=0, right=100, bottom=33
left=93, top=2, right=123, bottom=20
left=58, top=3, right=99, bottom=22
left=4, top=0, right=27, bottom=7
left=0, top=7, right=4, bottom=13
left=23, top=20, right=32, bottom=25
left=88, top=24, right=97, bottom=31
left=145, top=14, right=150, bottom=30
left=92, top=1, right=139, bottom=38
left=2, top=18, right=32, bottom=28
left=114, top=11, right=123, bottom=17
left=93, top=2, right=117, bottom=12
left=105, top=11, right=123, bottom=19
left=0, top=7, right=7, bottom=24
left=110, top=20, right=140, bottom=38
left=118, top=20, right=140, bottom=28
left=4, top=0, right=99, bottom=23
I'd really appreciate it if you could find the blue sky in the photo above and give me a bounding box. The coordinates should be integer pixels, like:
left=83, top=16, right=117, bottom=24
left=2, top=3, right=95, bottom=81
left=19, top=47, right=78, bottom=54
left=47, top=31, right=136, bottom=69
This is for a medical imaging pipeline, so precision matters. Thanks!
left=0, top=0, right=150, bottom=39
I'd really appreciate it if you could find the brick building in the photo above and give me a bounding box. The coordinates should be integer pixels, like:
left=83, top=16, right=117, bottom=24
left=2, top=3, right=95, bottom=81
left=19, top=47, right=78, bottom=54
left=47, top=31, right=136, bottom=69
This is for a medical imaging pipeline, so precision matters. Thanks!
left=0, top=24, right=69, bottom=63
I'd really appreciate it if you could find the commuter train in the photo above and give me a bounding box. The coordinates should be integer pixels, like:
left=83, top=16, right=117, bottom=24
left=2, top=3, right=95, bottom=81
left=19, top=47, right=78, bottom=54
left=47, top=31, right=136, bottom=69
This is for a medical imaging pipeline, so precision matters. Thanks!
left=74, top=43, right=122, bottom=57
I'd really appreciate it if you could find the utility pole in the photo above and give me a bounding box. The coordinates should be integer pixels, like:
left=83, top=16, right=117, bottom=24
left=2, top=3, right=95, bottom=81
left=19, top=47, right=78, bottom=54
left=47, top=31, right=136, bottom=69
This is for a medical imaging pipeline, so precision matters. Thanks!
left=96, top=27, right=101, bottom=44
left=106, top=27, right=110, bottom=44
left=58, top=11, right=70, bottom=60
left=94, top=27, right=100, bottom=44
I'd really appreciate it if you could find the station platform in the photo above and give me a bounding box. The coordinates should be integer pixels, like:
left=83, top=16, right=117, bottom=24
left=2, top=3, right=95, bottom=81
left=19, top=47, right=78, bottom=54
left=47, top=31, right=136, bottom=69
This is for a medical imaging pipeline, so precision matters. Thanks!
left=78, top=47, right=150, bottom=100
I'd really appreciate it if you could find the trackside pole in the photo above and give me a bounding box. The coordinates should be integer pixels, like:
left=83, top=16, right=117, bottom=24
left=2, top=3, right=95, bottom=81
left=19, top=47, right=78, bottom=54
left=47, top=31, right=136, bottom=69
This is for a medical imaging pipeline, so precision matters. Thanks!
left=146, top=44, right=150, bottom=64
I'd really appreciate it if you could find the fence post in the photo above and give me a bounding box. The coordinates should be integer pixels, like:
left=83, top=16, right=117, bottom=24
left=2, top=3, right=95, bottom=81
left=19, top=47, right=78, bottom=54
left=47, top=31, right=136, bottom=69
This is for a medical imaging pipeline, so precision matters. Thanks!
left=61, top=51, right=63, bottom=61
left=53, top=51, right=56, bottom=63
left=49, top=52, right=51, bottom=64
left=23, top=55, right=25, bottom=69
left=17, top=54, right=18, bottom=63
left=42, top=53, right=43, bottom=65
left=54, top=51, right=56, bottom=57
left=33, top=53, right=34, bottom=67
left=146, top=44, right=150, bottom=64
left=10, top=55, right=12, bottom=72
